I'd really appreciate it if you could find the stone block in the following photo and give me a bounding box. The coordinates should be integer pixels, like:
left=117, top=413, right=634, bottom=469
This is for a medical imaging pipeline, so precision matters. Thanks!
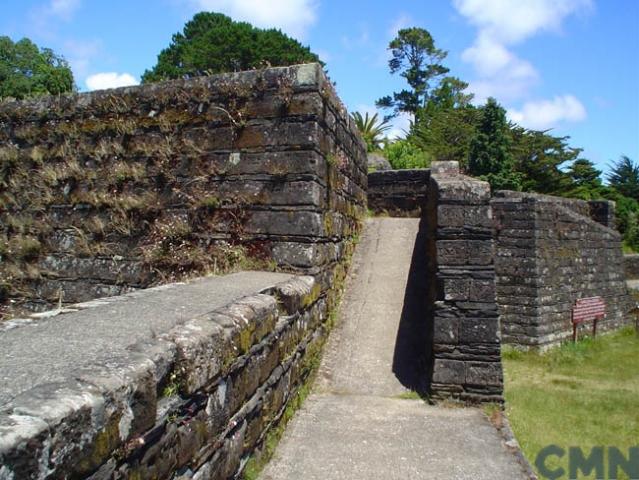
left=466, top=362, right=503, bottom=387
left=433, top=314, right=459, bottom=344
left=432, top=359, right=465, bottom=385
left=433, top=176, right=491, bottom=205
left=460, top=318, right=500, bottom=344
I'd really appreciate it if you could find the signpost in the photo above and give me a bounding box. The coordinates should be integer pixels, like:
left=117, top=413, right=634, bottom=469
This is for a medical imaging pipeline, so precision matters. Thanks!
left=571, top=297, right=605, bottom=342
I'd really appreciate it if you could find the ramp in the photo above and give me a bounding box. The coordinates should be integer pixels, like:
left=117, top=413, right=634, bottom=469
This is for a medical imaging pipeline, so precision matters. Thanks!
left=260, top=218, right=527, bottom=480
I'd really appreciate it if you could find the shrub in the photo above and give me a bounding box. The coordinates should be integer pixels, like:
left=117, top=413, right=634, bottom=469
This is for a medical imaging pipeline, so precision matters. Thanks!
left=383, top=139, right=431, bottom=169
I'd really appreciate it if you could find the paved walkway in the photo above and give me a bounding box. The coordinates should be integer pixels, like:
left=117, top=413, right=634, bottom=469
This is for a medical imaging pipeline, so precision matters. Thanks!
left=0, top=271, right=292, bottom=407
left=260, top=218, right=527, bottom=480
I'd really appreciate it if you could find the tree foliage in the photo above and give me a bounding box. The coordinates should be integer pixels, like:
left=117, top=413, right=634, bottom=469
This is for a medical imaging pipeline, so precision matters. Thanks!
left=376, top=27, right=449, bottom=119
left=0, top=36, right=74, bottom=100
left=142, top=12, right=320, bottom=83
left=383, top=139, right=431, bottom=169
left=510, top=128, right=576, bottom=195
left=468, top=98, right=522, bottom=190
left=607, top=155, right=639, bottom=201
left=351, top=111, right=390, bottom=152
left=373, top=24, right=639, bottom=250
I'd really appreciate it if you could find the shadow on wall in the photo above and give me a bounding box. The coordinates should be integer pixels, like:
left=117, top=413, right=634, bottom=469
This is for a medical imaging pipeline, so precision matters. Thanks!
left=392, top=215, right=433, bottom=393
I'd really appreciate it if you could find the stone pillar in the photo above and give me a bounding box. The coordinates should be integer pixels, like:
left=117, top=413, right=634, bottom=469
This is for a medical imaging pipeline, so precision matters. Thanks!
left=426, top=161, right=503, bottom=402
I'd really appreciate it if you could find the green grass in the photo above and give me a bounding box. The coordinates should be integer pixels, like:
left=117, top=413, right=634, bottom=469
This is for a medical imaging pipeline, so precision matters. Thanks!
left=503, top=327, right=639, bottom=479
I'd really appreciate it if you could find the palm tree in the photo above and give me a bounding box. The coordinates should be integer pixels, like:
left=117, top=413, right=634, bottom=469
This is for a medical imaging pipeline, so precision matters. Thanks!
left=351, top=111, right=391, bottom=152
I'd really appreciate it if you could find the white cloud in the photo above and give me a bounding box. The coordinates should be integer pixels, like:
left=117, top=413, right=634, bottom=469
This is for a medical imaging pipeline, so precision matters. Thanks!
left=387, top=112, right=413, bottom=140
left=507, top=95, right=587, bottom=130
left=453, top=0, right=592, bottom=103
left=28, top=0, right=82, bottom=37
left=388, top=13, right=413, bottom=38
left=49, top=0, right=82, bottom=20
left=186, top=0, right=318, bottom=39
left=453, top=0, right=592, bottom=44
left=85, top=73, right=139, bottom=91
left=63, top=39, right=102, bottom=80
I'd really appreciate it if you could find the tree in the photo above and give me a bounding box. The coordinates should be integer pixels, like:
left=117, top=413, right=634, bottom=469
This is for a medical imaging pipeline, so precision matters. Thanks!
left=468, top=98, right=521, bottom=190
left=410, top=76, right=476, bottom=165
left=607, top=155, right=639, bottom=201
left=0, top=36, right=74, bottom=100
left=376, top=27, right=449, bottom=119
left=559, top=158, right=603, bottom=200
left=351, top=112, right=390, bottom=152
left=510, top=128, right=578, bottom=195
left=410, top=105, right=478, bottom=165
left=142, top=12, right=320, bottom=82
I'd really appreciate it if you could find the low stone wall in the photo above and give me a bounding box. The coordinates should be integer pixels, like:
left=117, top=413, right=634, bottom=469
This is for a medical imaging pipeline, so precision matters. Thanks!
left=0, top=63, right=366, bottom=318
left=492, top=191, right=632, bottom=347
left=425, top=162, right=502, bottom=403
left=367, top=169, right=430, bottom=217
left=625, top=254, right=639, bottom=280
left=0, top=273, right=329, bottom=479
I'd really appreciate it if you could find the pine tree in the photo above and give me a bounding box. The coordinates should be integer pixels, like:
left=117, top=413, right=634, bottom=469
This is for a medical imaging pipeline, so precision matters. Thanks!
left=468, top=98, right=521, bottom=190
left=607, top=155, right=639, bottom=201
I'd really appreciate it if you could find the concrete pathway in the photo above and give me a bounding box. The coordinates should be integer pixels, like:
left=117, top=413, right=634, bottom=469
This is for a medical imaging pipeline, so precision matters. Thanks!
left=0, top=271, right=292, bottom=407
left=260, top=218, right=527, bottom=480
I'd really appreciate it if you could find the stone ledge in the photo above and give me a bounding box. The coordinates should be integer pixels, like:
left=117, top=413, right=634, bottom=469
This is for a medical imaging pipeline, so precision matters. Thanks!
left=0, top=271, right=331, bottom=479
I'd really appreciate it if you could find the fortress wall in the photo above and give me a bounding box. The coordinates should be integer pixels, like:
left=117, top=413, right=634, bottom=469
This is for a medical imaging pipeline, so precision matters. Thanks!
left=0, top=63, right=366, bottom=318
left=492, top=191, right=632, bottom=347
left=0, top=274, right=334, bottom=480
left=367, top=169, right=430, bottom=216
left=426, top=162, right=503, bottom=403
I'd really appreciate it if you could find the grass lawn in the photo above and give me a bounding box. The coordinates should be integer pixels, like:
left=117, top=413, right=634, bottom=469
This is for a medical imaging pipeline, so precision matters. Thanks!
left=502, top=327, right=639, bottom=479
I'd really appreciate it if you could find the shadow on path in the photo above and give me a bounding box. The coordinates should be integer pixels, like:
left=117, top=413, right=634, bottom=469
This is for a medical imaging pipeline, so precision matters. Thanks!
left=392, top=215, right=433, bottom=393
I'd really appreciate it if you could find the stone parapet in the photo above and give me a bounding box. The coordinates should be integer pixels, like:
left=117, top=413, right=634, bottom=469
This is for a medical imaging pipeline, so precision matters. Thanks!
left=0, top=273, right=329, bottom=479
left=0, top=63, right=366, bottom=318
left=492, top=191, right=632, bottom=347
left=367, top=169, right=430, bottom=217
left=425, top=162, right=502, bottom=403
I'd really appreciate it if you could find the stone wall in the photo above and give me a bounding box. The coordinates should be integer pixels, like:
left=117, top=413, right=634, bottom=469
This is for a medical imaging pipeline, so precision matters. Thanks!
left=0, top=63, right=366, bottom=318
left=367, top=169, right=430, bottom=217
left=0, top=274, right=332, bottom=480
left=624, top=254, right=639, bottom=280
left=425, top=162, right=503, bottom=403
left=492, top=191, right=632, bottom=347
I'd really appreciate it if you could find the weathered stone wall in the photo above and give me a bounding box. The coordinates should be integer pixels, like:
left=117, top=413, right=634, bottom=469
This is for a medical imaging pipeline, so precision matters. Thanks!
left=426, top=162, right=503, bottom=403
left=492, top=191, right=632, bottom=347
left=624, top=254, right=639, bottom=280
left=0, top=64, right=366, bottom=318
left=367, top=169, right=430, bottom=217
left=0, top=274, right=332, bottom=479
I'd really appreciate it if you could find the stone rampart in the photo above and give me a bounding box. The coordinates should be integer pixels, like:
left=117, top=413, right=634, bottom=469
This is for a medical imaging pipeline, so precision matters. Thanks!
left=0, top=64, right=366, bottom=318
left=367, top=169, right=430, bottom=216
left=426, top=162, right=503, bottom=402
left=0, top=272, right=330, bottom=479
left=492, top=191, right=632, bottom=347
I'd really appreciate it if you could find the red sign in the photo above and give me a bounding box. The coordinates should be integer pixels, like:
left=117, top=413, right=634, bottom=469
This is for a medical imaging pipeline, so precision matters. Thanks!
left=572, top=296, right=605, bottom=341
left=572, top=297, right=606, bottom=324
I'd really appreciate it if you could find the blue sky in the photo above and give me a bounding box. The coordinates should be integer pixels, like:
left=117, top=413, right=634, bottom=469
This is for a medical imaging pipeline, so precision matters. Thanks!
left=2, top=0, right=638, bottom=174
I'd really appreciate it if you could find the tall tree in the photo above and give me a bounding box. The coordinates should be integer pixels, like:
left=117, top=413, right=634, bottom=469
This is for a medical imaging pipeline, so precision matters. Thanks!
left=410, top=76, right=476, bottom=165
left=376, top=27, right=449, bottom=120
left=510, top=128, right=577, bottom=194
left=468, top=98, right=521, bottom=190
left=607, top=155, right=639, bottom=201
left=564, top=158, right=604, bottom=199
left=142, top=12, right=320, bottom=82
left=0, top=36, right=74, bottom=100
left=410, top=105, right=478, bottom=165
